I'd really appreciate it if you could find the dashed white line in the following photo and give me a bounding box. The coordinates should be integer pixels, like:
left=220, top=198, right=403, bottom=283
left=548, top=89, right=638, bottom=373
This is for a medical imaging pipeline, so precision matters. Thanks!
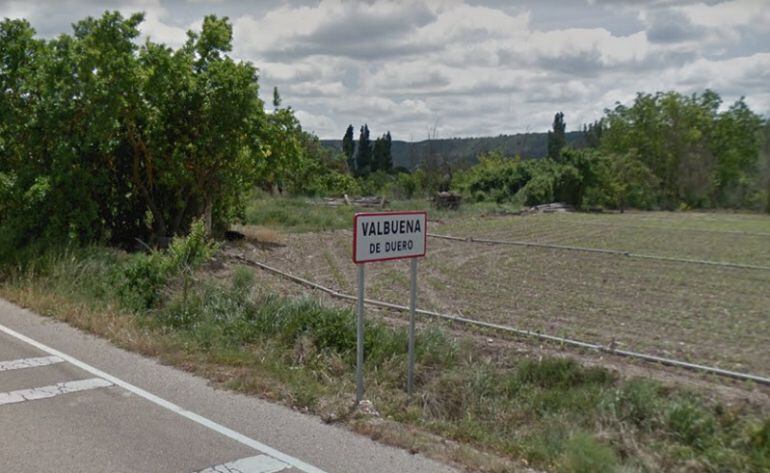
left=194, top=455, right=289, bottom=473
left=0, top=322, right=327, bottom=473
left=0, top=378, right=113, bottom=406
left=0, top=355, right=64, bottom=372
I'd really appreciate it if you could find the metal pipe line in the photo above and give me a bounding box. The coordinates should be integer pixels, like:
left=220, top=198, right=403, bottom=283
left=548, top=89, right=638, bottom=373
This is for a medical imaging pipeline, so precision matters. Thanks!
left=229, top=254, right=770, bottom=387
left=428, top=233, right=770, bottom=271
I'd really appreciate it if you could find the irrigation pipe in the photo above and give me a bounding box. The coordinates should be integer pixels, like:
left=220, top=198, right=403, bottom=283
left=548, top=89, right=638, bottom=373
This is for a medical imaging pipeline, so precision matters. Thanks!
left=228, top=254, right=770, bottom=387
left=565, top=221, right=770, bottom=238
left=428, top=233, right=770, bottom=272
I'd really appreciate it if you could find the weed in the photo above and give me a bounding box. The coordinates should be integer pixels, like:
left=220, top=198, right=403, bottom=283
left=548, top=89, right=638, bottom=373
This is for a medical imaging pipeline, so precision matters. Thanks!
left=513, top=357, right=615, bottom=391
left=118, top=219, right=217, bottom=311
left=666, top=399, right=717, bottom=450
left=245, top=195, right=354, bottom=232
left=556, top=431, right=619, bottom=473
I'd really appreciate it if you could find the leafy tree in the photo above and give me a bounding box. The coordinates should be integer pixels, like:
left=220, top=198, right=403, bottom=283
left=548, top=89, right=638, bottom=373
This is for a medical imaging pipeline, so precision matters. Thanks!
left=383, top=131, right=393, bottom=171
left=0, top=12, right=269, bottom=253
left=372, top=135, right=384, bottom=173
left=547, top=112, right=566, bottom=160
left=342, top=124, right=355, bottom=173
left=355, top=124, right=371, bottom=176
left=601, top=90, right=763, bottom=208
left=608, top=151, right=659, bottom=212
left=371, top=131, right=393, bottom=173
left=583, top=119, right=604, bottom=148
left=260, top=87, right=305, bottom=195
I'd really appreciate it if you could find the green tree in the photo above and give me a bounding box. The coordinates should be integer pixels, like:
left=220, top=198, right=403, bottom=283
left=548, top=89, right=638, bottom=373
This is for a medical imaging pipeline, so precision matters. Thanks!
left=583, top=119, right=604, bottom=148
left=547, top=112, right=566, bottom=160
left=0, top=12, right=269, bottom=253
left=261, top=92, right=305, bottom=195
left=342, top=124, right=355, bottom=174
left=356, top=124, right=371, bottom=176
left=605, top=152, right=659, bottom=212
left=383, top=131, right=393, bottom=171
left=371, top=131, right=393, bottom=173
left=601, top=90, right=762, bottom=208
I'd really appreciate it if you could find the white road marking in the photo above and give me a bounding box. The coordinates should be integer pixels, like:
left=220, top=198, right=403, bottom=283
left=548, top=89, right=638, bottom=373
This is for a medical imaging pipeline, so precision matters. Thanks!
left=195, top=454, right=289, bottom=473
left=0, top=322, right=327, bottom=473
left=0, top=355, right=64, bottom=372
left=0, top=378, right=113, bottom=406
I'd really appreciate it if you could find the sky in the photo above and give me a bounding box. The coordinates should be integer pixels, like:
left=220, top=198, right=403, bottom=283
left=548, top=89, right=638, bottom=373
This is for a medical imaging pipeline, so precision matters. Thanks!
left=2, top=0, right=769, bottom=140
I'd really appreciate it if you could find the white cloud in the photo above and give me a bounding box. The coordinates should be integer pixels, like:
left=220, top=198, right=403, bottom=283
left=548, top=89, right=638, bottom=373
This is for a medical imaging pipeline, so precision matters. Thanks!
left=678, top=0, right=769, bottom=27
left=1, top=0, right=768, bottom=139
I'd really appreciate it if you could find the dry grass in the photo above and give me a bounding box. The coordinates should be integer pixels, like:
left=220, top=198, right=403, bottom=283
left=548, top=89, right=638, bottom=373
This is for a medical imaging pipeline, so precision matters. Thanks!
left=230, top=224, right=284, bottom=246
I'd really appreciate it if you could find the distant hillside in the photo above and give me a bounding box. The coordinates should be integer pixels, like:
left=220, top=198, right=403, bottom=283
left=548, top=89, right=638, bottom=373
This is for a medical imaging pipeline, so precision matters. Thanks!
left=321, top=131, right=587, bottom=170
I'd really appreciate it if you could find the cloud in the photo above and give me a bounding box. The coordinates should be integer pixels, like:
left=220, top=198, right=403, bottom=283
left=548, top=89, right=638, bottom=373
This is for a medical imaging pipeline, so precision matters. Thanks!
left=643, top=9, right=705, bottom=43
left=1, top=0, right=768, bottom=139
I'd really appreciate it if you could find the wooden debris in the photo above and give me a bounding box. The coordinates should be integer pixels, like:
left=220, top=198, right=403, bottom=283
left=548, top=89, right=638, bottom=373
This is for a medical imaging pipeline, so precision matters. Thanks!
left=316, top=195, right=389, bottom=208
left=433, top=191, right=462, bottom=210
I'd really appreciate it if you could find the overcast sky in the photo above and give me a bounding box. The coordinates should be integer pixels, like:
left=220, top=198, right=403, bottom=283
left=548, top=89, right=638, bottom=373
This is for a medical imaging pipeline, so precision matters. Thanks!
left=2, top=0, right=769, bottom=140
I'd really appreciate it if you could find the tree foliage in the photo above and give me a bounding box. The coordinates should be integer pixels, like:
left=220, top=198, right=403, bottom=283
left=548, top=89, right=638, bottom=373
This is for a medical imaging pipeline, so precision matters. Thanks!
left=342, top=124, right=355, bottom=173
left=0, top=12, right=270, bottom=253
left=371, top=131, right=393, bottom=173
left=547, top=112, right=566, bottom=161
left=355, top=124, right=371, bottom=176
left=601, top=90, right=764, bottom=209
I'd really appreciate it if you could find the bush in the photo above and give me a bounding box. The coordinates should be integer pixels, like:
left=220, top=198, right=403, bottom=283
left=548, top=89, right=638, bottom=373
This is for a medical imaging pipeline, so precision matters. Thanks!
left=666, top=398, right=717, bottom=450
left=390, top=172, right=420, bottom=199
left=118, top=220, right=216, bottom=311
left=514, top=357, right=615, bottom=390
left=605, top=378, right=663, bottom=430
left=455, top=149, right=660, bottom=210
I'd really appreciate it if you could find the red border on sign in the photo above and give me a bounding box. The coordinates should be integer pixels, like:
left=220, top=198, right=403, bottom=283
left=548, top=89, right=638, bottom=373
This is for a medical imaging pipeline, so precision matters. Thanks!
left=352, top=211, right=428, bottom=264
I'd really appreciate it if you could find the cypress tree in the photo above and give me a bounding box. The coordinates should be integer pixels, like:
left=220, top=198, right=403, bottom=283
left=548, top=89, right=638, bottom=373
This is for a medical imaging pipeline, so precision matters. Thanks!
left=356, top=124, right=372, bottom=176
left=342, top=124, right=355, bottom=173
left=547, top=112, right=566, bottom=160
left=384, top=131, right=393, bottom=171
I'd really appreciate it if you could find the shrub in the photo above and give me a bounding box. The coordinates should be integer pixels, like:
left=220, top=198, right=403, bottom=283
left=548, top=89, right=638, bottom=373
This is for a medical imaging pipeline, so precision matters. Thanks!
left=666, top=399, right=717, bottom=450
left=118, top=219, right=216, bottom=311
left=514, top=358, right=615, bottom=390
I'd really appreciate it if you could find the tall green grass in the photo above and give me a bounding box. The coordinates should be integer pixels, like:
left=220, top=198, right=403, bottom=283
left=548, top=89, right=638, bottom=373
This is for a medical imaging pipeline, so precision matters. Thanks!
left=244, top=194, right=522, bottom=233
left=245, top=194, right=354, bottom=232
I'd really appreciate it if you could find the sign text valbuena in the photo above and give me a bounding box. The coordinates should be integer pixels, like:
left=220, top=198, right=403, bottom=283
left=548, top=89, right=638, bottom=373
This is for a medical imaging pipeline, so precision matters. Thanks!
left=353, top=211, right=427, bottom=263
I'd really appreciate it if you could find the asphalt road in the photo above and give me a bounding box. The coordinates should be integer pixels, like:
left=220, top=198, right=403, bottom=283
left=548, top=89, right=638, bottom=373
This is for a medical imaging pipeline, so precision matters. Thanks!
left=0, top=298, right=456, bottom=473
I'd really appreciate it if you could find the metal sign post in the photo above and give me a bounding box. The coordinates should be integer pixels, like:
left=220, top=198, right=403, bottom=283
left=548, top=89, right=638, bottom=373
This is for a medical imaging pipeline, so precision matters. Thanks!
left=355, top=263, right=365, bottom=403
left=352, top=211, right=427, bottom=405
left=407, top=257, right=417, bottom=398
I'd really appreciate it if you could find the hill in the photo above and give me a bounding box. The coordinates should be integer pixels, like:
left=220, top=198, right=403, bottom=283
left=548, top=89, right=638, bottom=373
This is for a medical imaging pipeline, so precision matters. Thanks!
left=321, top=131, right=588, bottom=170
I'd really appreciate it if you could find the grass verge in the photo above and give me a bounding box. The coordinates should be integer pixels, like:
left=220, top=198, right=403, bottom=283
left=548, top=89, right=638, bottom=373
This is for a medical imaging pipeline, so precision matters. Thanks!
left=1, top=243, right=768, bottom=473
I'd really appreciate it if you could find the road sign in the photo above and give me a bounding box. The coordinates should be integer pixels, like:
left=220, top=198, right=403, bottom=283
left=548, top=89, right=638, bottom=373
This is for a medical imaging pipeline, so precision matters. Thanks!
left=352, top=211, right=427, bottom=404
left=353, top=211, right=427, bottom=263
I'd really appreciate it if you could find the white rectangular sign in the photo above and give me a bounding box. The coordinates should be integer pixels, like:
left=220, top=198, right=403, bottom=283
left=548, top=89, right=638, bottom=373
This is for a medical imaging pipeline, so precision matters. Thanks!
left=353, top=211, right=427, bottom=263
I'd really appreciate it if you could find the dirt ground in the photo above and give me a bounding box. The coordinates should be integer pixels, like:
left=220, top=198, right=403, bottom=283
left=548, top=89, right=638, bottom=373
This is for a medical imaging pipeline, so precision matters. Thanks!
left=224, top=211, right=770, bottom=387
